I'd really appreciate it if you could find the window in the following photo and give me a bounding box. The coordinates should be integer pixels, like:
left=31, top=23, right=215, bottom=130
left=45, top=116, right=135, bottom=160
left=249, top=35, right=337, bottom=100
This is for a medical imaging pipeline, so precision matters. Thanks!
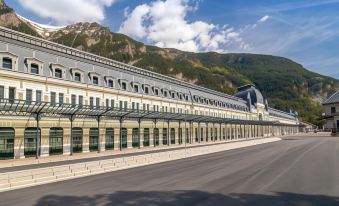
left=36, top=90, right=42, bottom=103
left=31, top=63, right=39, bottom=74
left=143, top=128, right=150, bottom=147
left=134, top=85, right=139, bottom=93
left=132, top=128, right=139, bottom=148
left=124, top=101, right=128, bottom=111
left=26, top=89, right=32, bottom=103
left=119, top=101, right=123, bottom=110
left=93, top=76, right=99, bottom=85
left=144, top=87, right=149, bottom=94
left=162, top=128, right=168, bottom=145
left=59, top=93, right=64, bottom=104
left=331, top=107, right=336, bottom=114
left=51, top=92, right=56, bottom=105
left=2, top=57, right=12, bottom=70
left=106, top=99, right=109, bottom=108
left=108, top=79, right=114, bottom=88
left=79, top=96, right=83, bottom=107
left=74, top=73, right=81, bottom=82
left=111, top=99, right=115, bottom=109
left=71, top=95, right=76, bottom=107
left=185, top=95, right=189, bottom=101
left=89, top=128, right=99, bottom=151
left=154, top=89, right=159, bottom=96
left=164, top=91, right=168, bottom=97
left=120, top=128, right=128, bottom=148
left=105, top=128, right=114, bottom=150
left=49, top=128, right=63, bottom=155
left=55, top=68, right=62, bottom=78
left=90, top=97, right=94, bottom=108
left=0, top=86, right=4, bottom=101
left=96, top=97, right=100, bottom=108
left=121, top=82, right=127, bottom=90
left=171, top=92, right=175, bottom=98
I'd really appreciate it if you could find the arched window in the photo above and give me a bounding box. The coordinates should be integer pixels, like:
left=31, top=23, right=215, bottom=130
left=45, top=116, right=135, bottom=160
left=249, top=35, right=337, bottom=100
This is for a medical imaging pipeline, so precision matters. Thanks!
left=0, top=128, right=14, bottom=159
left=89, top=128, right=99, bottom=151
left=49, top=128, right=63, bottom=155
left=72, top=128, right=83, bottom=153
left=105, top=128, right=114, bottom=150
left=24, top=128, right=40, bottom=157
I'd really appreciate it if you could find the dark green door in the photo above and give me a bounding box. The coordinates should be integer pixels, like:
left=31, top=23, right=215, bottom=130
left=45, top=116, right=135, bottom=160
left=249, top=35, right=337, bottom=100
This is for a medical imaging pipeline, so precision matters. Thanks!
left=24, top=128, right=40, bottom=157
left=154, top=128, right=159, bottom=146
left=72, top=128, right=83, bottom=153
left=143, top=128, right=149, bottom=147
left=170, top=128, right=175, bottom=144
left=162, top=128, right=167, bottom=145
left=49, top=128, right=63, bottom=155
left=132, top=128, right=139, bottom=148
left=105, top=128, right=114, bottom=150
left=121, top=128, right=127, bottom=148
left=0, top=128, right=14, bottom=159
left=89, top=128, right=99, bottom=151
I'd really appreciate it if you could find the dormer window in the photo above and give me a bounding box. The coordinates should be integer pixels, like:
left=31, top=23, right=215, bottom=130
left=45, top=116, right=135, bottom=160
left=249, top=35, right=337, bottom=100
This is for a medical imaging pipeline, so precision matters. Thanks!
left=55, top=68, right=62, bottom=78
left=185, top=95, right=189, bottom=101
left=89, top=72, right=100, bottom=85
left=50, top=63, right=66, bottom=79
left=154, top=89, right=159, bottom=96
left=171, top=92, right=175, bottom=99
left=0, top=52, right=18, bottom=71
left=108, top=79, right=114, bottom=88
left=74, top=73, right=81, bottom=82
left=144, top=87, right=149, bottom=94
left=3, top=57, right=12, bottom=70
left=25, top=57, right=43, bottom=75
left=121, top=82, right=127, bottom=90
left=164, top=91, right=168, bottom=97
left=93, top=76, right=99, bottom=85
left=31, top=63, right=39, bottom=74
left=133, top=85, right=139, bottom=92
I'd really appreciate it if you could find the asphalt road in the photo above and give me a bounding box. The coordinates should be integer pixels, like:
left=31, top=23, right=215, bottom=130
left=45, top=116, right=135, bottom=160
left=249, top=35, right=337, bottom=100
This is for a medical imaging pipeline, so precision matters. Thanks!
left=2, top=133, right=339, bottom=206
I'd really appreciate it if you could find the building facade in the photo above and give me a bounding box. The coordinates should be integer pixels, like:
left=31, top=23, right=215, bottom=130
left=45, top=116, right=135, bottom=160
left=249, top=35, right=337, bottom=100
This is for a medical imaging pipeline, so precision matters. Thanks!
left=323, top=90, right=339, bottom=135
left=0, top=26, right=300, bottom=160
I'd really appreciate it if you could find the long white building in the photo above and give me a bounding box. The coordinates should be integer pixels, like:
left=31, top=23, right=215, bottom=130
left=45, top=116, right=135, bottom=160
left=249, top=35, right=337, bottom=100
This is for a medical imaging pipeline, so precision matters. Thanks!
left=0, top=26, right=300, bottom=160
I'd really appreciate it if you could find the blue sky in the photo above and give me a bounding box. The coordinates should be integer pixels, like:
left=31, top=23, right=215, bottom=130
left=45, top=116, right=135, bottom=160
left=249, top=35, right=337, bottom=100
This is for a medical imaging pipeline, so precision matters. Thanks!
left=6, top=0, right=339, bottom=79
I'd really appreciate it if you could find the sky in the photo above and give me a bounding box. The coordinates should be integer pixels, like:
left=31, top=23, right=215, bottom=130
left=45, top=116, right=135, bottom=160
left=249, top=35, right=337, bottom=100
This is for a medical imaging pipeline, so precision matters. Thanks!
left=5, top=0, right=339, bottom=79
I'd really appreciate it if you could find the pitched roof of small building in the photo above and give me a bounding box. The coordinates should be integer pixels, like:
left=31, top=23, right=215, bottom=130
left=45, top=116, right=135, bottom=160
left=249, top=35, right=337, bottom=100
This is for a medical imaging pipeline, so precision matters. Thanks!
left=323, top=90, right=339, bottom=104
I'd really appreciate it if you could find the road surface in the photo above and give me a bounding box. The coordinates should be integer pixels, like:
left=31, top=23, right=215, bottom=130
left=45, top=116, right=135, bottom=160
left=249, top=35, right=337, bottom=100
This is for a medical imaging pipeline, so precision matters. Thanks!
left=2, top=133, right=339, bottom=206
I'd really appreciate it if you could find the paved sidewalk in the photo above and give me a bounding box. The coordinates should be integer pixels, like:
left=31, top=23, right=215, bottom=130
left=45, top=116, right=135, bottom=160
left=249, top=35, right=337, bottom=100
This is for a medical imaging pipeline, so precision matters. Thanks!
left=0, top=137, right=269, bottom=173
left=0, top=137, right=282, bottom=192
left=0, top=134, right=294, bottom=173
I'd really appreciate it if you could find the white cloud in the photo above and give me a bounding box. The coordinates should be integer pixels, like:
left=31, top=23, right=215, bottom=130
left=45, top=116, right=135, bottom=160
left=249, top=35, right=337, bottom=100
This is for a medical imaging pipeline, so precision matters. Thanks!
left=119, top=0, right=250, bottom=52
left=258, top=15, right=270, bottom=23
left=18, top=0, right=116, bottom=25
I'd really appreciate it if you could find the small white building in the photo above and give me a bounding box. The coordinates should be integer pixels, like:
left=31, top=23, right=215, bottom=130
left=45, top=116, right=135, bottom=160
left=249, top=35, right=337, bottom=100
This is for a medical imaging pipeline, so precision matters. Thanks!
left=323, top=90, right=339, bottom=135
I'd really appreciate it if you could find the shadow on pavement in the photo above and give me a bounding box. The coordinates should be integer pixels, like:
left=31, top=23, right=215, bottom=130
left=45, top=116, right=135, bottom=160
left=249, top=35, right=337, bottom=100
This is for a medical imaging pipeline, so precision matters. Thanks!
left=34, top=191, right=339, bottom=206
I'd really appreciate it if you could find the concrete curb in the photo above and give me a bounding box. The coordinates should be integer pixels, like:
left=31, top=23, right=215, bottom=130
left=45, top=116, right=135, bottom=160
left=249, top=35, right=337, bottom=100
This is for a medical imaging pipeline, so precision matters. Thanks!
left=0, top=137, right=281, bottom=193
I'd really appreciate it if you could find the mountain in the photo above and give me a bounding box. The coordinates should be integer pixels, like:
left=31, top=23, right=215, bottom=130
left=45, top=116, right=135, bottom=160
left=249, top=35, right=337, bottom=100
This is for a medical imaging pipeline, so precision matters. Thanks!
left=1, top=0, right=338, bottom=126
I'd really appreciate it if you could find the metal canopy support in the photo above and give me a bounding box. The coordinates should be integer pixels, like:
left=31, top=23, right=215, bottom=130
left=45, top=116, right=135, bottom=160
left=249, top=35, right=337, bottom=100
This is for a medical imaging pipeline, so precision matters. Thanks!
left=138, top=118, right=141, bottom=149
left=153, top=119, right=157, bottom=147
left=33, top=112, right=41, bottom=159
left=68, top=114, right=76, bottom=156
left=119, top=117, right=123, bottom=151
left=96, top=115, right=101, bottom=153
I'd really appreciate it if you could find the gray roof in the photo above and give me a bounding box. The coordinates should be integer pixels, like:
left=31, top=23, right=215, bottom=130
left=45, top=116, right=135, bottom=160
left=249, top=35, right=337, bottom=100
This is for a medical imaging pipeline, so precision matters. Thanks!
left=323, top=90, right=339, bottom=105
left=234, top=85, right=264, bottom=106
left=268, top=107, right=296, bottom=120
